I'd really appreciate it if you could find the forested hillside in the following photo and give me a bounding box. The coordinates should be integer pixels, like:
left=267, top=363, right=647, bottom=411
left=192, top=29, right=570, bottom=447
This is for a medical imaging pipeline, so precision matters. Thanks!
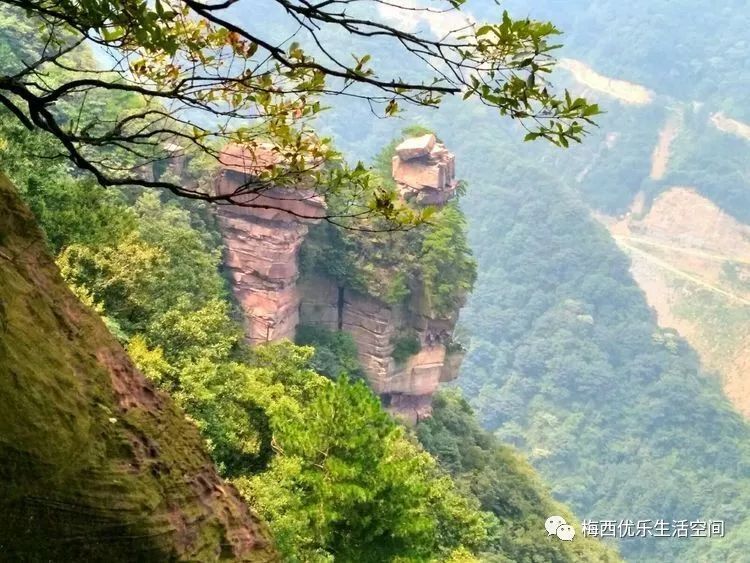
left=4, top=0, right=750, bottom=561
left=498, top=0, right=750, bottom=116
left=449, top=2, right=750, bottom=561
left=0, top=5, right=618, bottom=553
left=311, top=1, right=750, bottom=561
left=454, top=132, right=750, bottom=562
left=492, top=0, right=750, bottom=222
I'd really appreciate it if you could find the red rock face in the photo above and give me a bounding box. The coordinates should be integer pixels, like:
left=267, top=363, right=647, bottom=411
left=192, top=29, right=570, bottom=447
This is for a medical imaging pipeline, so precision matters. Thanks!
left=219, top=209, right=306, bottom=344
left=298, top=274, right=465, bottom=424
left=218, top=138, right=466, bottom=422
left=216, top=147, right=324, bottom=345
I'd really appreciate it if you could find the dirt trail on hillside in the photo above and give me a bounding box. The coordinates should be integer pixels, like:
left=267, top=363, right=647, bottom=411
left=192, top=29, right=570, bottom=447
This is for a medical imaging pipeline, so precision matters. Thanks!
left=558, top=58, right=654, bottom=105
left=711, top=112, right=750, bottom=141
left=650, top=111, right=683, bottom=180
left=600, top=187, right=750, bottom=418
left=618, top=234, right=750, bottom=266
left=616, top=237, right=750, bottom=305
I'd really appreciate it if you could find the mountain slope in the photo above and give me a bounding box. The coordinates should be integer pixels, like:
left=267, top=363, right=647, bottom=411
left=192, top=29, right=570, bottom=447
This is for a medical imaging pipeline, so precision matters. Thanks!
left=0, top=173, right=276, bottom=561
left=454, top=151, right=750, bottom=562
left=599, top=187, right=750, bottom=417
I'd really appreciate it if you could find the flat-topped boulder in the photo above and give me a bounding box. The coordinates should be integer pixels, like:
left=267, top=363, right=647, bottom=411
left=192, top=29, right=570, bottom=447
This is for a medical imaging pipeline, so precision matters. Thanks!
left=395, top=134, right=436, bottom=160
left=216, top=144, right=326, bottom=222
left=392, top=135, right=457, bottom=205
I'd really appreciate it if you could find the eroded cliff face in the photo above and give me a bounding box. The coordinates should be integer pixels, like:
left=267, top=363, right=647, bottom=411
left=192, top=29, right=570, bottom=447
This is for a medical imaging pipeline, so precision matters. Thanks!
left=218, top=135, right=466, bottom=422
left=216, top=145, right=325, bottom=344
left=298, top=273, right=465, bottom=422
left=0, top=174, right=276, bottom=561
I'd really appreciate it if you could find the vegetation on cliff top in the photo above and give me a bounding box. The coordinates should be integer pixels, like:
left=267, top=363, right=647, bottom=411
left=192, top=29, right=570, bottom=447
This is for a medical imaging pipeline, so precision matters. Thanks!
left=300, top=129, right=477, bottom=318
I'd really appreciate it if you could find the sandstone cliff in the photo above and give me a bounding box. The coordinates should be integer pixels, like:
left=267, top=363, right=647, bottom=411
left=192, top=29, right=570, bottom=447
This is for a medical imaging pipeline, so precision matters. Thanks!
left=298, top=274, right=465, bottom=422
left=216, top=144, right=325, bottom=344
left=0, top=174, right=276, bottom=561
left=217, top=135, right=468, bottom=422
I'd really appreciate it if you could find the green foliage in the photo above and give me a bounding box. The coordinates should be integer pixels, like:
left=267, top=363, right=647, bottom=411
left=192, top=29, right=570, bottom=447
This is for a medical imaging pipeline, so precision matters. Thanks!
left=301, top=132, right=476, bottom=318
left=132, top=330, right=499, bottom=561
left=385, top=271, right=411, bottom=305
left=55, top=191, right=226, bottom=336
left=0, top=0, right=598, bottom=234
left=295, top=324, right=365, bottom=381
left=391, top=330, right=421, bottom=364
left=237, top=369, right=492, bottom=562
left=661, top=109, right=750, bottom=222
left=461, top=1, right=750, bottom=225
left=299, top=221, right=369, bottom=293
left=418, top=391, right=620, bottom=562
left=0, top=114, right=136, bottom=253
left=0, top=172, right=276, bottom=561
left=0, top=10, right=618, bottom=561
left=496, top=0, right=750, bottom=118
left=5, top=117, right=613, bottom=560
left=311, top=8, right=750, bottom=555
left=2, top=114, right=534, bottom=562
left=421, top=203, right=477, bottom=316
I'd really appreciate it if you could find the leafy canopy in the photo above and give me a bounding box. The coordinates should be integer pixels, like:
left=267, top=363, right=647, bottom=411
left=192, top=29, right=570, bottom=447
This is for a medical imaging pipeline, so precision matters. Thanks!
left=0, top=0, right=598, bottom=227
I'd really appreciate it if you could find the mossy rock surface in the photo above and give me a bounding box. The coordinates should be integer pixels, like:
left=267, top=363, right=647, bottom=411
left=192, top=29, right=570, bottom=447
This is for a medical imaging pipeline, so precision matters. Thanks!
left=0, top=174, right=277, bottom=561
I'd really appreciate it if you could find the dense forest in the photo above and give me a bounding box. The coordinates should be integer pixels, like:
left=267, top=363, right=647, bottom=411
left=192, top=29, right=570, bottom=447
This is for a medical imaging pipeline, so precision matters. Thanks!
left=3, top=0, right=750, bottom=561
left=310, top=2, right=750, bottom=562
left=456, top=138, right=750, bottom=562
left=0, top=2, right=620, bottom=557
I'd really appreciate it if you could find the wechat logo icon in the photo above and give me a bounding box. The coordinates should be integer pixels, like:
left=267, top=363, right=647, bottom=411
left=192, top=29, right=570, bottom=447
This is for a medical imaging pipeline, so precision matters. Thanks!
left=545, top=515, right=576, bottom=541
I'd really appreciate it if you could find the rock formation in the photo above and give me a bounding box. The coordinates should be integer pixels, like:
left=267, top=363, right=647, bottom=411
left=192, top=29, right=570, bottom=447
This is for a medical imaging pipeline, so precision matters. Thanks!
left=217, top=135, right=466, bottom=422
left=216, top=144, right=325, bottom=344
left=300, top=134, right=465, bottom=422
left=298, top=275, right=465, bottom=423
left=0, top=173, right=276, bottom=561
left=392, top=133, right=458, bottom=205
